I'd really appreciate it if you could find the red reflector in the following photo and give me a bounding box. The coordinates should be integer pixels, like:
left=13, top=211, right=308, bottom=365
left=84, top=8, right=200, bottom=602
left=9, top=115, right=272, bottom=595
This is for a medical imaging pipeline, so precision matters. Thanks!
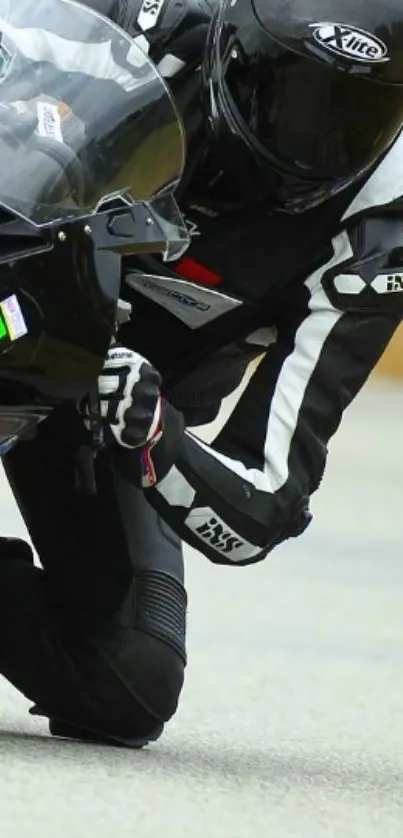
left=175, top=257, right=222, bottom=286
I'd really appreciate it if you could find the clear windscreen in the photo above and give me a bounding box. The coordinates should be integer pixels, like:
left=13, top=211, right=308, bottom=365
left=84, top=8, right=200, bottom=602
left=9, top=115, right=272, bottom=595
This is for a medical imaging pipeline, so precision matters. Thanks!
left=0, top=0, right=186, bottom=224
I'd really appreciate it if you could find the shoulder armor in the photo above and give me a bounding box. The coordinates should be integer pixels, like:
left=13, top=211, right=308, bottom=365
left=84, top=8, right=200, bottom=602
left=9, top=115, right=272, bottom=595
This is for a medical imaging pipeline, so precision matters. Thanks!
left=323, top=215, right=403, bottom=316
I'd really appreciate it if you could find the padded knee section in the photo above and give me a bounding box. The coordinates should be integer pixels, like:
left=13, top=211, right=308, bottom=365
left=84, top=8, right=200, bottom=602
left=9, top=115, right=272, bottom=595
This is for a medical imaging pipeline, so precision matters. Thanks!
left=135, top=570, right=187, bottom=663
left=131, top=570, right=187, bottom=722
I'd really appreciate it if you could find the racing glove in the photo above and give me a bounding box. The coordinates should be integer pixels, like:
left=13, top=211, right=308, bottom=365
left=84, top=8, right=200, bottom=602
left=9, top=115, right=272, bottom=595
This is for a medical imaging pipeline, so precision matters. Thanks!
left=96, top=345, right=184, bottom=487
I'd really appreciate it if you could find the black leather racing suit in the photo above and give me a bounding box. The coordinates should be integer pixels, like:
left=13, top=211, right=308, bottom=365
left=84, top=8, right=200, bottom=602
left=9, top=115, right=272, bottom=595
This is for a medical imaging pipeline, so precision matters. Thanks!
left=115, top=0, right=403, bottom=565
left=0, top=0, right=401, bottom=744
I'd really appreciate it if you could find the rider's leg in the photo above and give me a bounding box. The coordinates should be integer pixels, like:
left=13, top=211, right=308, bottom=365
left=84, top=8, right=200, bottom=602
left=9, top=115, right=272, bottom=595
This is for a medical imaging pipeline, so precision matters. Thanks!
left=0, top=404, right=187, bottom=745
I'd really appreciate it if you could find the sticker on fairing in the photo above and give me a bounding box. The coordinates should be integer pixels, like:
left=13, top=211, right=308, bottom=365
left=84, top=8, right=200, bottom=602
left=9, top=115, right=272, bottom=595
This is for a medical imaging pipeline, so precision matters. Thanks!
left=36, top=101, right=63, bottom=143
left=0, top=294, right=28, bottom=341
left=0, top=312, right=7, bottom=341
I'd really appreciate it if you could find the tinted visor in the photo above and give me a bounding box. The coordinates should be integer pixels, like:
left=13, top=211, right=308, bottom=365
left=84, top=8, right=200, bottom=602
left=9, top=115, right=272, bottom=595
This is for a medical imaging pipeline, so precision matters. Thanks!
left=214, top=0, right=403, bottom=182
left=0, top=0, right=186, bottom=224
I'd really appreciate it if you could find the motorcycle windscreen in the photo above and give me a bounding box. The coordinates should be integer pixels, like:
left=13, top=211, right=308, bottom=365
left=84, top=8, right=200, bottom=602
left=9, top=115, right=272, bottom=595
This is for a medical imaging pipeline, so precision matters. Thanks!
left=0, top=0, right=186, bottom=224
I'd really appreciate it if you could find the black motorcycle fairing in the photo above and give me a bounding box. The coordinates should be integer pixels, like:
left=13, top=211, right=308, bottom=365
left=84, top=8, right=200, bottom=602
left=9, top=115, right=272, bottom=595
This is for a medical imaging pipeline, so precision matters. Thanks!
left=0, top=0, right=190, bottom=449
left=0, top=195, right=189, bottom=400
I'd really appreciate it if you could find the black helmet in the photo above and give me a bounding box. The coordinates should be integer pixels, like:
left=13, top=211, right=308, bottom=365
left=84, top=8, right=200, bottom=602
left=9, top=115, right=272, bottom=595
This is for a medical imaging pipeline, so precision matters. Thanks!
left=202, top=0, right=403, bottom=212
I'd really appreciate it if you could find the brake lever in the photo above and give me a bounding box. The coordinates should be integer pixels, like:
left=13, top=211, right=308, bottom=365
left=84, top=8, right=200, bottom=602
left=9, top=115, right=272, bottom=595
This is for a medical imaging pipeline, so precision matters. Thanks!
left=75, top=386, right=104, bottom=495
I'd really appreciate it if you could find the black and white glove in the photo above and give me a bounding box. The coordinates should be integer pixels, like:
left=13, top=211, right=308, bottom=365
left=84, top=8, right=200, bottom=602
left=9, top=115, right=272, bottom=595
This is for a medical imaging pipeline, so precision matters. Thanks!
left=93, top=344, right=187, bottom=489
left=97, top=345, right=163, bottom=450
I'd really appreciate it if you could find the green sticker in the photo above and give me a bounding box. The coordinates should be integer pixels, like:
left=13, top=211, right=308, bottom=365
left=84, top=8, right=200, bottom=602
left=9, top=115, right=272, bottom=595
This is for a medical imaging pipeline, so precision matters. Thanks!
left=0, top=313, right=7, bottom=340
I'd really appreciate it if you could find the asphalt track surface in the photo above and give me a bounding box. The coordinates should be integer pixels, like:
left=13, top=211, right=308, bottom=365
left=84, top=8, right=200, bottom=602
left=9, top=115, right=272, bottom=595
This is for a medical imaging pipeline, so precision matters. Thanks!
left=0, top=377, right=402, bottom=838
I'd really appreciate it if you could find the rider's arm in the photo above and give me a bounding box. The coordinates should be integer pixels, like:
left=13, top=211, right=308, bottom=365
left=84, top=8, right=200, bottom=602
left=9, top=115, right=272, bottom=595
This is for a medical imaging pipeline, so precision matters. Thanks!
left=138, top=217, right=402, bottom=564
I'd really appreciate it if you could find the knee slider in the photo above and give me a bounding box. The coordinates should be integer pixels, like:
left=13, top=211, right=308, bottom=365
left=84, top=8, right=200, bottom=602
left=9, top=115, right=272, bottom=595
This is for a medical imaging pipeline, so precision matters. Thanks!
left=135, top=570, right=187, bottom=664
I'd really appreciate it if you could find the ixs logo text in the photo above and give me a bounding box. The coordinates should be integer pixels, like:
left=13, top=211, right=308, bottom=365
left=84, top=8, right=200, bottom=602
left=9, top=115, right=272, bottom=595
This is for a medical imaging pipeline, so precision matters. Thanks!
left=184, top=507, right=262, bottom=562
left=310, top=23, right=389, bottom=63
left=386, top=275, right=403, bottom=292
left=195, top=518, right=243, bottom=554
left=371, top=273, right=403, bottom=294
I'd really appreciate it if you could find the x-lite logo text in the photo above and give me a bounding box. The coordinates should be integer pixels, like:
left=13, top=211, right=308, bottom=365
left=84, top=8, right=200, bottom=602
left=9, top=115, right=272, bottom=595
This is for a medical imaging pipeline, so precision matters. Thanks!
left=310, top=23, right=389, bottom=63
